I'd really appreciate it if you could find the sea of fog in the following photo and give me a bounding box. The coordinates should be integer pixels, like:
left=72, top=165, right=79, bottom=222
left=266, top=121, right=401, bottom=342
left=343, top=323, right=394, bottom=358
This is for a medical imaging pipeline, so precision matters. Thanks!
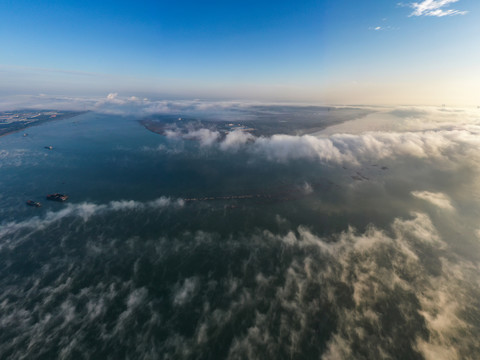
left=1, top=105, right=480, bottom=359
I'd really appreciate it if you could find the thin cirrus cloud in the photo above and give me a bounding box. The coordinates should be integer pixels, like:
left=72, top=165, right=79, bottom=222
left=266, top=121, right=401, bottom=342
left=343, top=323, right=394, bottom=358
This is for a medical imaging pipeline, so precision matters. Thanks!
left=407, top=0, right=468, bottom=17
left=369, top=25, right=397, bottom=31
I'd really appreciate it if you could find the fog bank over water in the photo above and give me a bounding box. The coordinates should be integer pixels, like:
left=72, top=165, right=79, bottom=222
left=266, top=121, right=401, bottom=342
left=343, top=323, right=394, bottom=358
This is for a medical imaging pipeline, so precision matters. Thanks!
left=1, top=102, right=479, bottom=359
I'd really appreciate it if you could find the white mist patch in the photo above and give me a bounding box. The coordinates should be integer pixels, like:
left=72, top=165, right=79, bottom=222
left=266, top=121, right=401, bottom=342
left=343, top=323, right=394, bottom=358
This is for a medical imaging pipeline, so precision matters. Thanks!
left=224, top=213, right=479, bottom=359
left=412, top=191, right=455, bottom=211
left=0, top=196, right=183, bottom=241
left=0, top=212, right=478, bottom=359
left=220, top=130, right=254, bottom=151
left=247, top=128, right=480, bottom=166
left=320, top=106, right=480, bottom=135
left=184, top=129, right=220, bottom=147
left=173, top=277, right=199, bottom=306
left=302, top=182, right=313, bottom=194
left=116, top=287, right=149, bottom=329
left=109, top=199, right=142, bottom=211
left=164, top=127, right=221, bottom=147
left=252, top=134, right=352, bottom=164
left=0, top=94, right=297, bottom=116
left=160, top=109, right=480, bottom=170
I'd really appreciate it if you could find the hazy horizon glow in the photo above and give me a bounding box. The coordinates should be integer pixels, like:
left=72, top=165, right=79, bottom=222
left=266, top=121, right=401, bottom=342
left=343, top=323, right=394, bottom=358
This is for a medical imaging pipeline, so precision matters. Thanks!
left=1, top=0, right=479, bottom=105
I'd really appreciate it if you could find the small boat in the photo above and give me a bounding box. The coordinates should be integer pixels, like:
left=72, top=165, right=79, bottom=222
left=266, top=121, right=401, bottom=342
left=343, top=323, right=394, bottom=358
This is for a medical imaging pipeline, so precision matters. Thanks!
left=46, top=193, right=68, bottom=202
left=26, top=200, right=42, bottom=207
left=45, top=146, right=53, bottom=150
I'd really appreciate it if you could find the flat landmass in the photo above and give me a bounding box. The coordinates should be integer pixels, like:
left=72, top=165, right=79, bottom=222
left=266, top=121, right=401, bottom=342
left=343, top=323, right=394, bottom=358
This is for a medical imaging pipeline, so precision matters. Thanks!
left=0, top=110, right=87, bottom=137
left=140, top=105, right=373, bottom=138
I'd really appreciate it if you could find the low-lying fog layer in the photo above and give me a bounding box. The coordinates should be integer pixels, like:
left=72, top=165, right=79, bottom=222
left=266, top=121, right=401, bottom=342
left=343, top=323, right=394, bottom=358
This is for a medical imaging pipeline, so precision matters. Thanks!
left=1, top=100, right=479, bottom=359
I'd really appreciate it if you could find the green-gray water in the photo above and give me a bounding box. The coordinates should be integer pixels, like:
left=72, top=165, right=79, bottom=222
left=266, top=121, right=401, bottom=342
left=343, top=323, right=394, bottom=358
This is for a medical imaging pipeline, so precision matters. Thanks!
left=1, top=107, right=479, bottom=359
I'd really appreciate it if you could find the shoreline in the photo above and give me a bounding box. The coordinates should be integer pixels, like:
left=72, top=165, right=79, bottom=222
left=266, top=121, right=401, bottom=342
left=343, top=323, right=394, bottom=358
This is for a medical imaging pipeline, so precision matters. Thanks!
left=0, top=111, right=89, bottom=138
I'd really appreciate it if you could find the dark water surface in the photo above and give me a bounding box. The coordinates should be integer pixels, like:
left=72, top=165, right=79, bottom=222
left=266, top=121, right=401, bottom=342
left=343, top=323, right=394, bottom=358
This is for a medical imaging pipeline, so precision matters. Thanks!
left=1, top=110, right=479, bottom=359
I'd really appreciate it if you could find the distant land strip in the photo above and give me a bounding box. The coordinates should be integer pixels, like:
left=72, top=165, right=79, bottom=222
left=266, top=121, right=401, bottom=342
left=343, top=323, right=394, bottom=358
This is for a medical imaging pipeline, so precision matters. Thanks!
left=0, top=110, right=88, bottom=137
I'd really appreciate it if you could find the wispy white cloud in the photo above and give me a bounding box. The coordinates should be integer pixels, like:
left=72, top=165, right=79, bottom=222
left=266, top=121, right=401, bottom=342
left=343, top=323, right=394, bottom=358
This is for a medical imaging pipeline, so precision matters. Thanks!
left=165, top=127, right=221, bottom=147
left=412, top=191, right=455, bottom=210
left=369, top=25, right=398, bottom=31
left=173, top=277, right=199, bottom=306
left=219, top=130, right=255, bottom=151
left=0, top=197, right=184, bottom=240
left=0, top=93, right=268, bottom=116
left=220, top=126, right=480, bottom=168
left=152, top=106, right=480, bottom=170
left=0, top=205, right=478, bottom=358
left=407, top=0, right=467, bottom=17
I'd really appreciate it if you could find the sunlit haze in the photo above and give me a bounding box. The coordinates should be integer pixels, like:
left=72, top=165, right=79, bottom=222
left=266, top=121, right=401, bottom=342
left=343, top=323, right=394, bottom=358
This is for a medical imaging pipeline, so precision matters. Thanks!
left=1, top=2, right=480, bottom=359
left=1, top=0, right=479, bottom=105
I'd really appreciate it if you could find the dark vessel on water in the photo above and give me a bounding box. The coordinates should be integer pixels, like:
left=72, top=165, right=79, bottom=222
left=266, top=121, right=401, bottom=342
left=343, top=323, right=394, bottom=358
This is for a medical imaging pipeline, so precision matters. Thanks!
left=26, top=200, right=42, bottom=207
left=46, top=193, right=68, bottom=202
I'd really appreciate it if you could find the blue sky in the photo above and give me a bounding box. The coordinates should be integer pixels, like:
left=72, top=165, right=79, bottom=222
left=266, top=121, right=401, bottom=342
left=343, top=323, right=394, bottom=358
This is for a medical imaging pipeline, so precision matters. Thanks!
left=1, top=0, right=479, bottom=104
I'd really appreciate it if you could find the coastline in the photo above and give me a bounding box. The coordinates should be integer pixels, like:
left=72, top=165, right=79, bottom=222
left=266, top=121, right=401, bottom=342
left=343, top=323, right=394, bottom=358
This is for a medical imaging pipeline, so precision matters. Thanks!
left=0, top=111, right=89, bottom=138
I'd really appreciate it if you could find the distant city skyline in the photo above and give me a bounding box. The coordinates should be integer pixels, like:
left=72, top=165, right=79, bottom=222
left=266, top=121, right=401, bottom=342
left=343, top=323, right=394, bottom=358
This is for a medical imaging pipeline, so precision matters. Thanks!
left=1, top=0, right=479, bottom=105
